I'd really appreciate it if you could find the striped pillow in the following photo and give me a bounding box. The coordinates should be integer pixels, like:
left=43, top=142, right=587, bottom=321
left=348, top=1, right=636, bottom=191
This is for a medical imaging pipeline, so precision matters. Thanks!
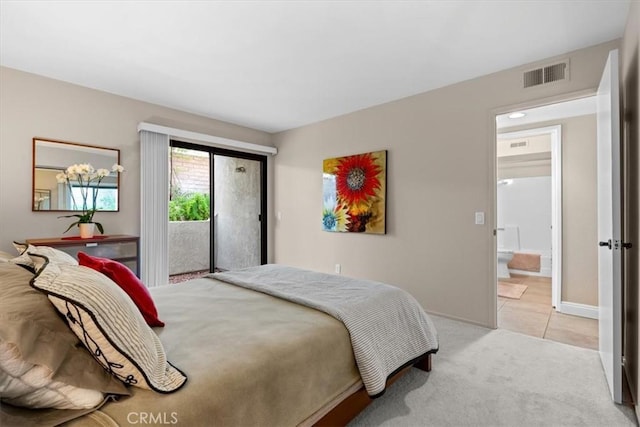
left=31, top=262, right=187, bottom=393
left=13, top=242, right=78, bottom=267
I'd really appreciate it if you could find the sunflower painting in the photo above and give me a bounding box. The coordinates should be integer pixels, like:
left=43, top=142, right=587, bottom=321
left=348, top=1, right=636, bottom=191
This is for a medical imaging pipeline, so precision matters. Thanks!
left=322, top=150, right=387, bottom=234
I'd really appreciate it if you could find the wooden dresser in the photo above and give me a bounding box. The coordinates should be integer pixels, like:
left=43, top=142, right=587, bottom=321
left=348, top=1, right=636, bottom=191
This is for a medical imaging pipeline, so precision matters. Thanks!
left=26, top=235, right=140, bottom=277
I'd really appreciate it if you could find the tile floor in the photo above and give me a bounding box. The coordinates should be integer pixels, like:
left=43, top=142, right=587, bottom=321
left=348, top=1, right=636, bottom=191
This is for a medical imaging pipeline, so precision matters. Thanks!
left=498, top=274, right=599, bottom=350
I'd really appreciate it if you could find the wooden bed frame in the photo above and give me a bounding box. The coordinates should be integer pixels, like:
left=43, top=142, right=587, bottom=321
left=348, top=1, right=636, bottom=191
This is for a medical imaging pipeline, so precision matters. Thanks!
left=314, top=353, right=432, bottom=426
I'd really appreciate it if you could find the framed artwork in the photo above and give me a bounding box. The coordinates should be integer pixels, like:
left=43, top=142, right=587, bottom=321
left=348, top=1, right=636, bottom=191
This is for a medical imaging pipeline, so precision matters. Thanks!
left=322, top=150, right=387, bottom=234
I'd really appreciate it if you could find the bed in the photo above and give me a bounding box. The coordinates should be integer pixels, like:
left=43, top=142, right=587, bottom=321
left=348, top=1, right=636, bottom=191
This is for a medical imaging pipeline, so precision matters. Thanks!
left=0, top=248, right=438, bottom=427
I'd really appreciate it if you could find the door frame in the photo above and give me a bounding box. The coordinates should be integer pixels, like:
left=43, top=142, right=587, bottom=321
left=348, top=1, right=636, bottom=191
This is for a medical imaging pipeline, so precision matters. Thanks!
left=496, top=125, right=562, bottom=309
left=490, top=89, right=597, bottom=328
left=170, top=140, right=268, bottom=270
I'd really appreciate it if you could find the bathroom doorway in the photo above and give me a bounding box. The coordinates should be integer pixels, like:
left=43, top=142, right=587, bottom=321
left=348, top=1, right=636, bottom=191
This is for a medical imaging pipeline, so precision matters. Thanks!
left=497, top=125, right=560, bottom=304
left=495, top=96, right=600, bottom=349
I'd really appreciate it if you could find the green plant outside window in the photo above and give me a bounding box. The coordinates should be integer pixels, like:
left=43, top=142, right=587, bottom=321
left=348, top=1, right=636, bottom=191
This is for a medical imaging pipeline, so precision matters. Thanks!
left=169, top=193, right=210, bottom=221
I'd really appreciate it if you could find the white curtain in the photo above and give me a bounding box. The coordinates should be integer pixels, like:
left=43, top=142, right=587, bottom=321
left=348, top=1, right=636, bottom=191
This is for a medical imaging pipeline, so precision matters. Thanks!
left=139, top=130, right=169, bottom=287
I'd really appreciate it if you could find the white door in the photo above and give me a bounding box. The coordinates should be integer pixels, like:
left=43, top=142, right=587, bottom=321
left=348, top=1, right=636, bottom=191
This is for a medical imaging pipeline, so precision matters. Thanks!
left=597, top=49, right=622, bottom=404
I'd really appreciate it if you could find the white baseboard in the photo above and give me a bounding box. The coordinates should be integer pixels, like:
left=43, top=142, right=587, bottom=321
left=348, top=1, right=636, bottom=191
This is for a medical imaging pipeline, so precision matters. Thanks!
left=424, top=309, right=494, bottom=329
left=558, top=301, right=598, bottom=319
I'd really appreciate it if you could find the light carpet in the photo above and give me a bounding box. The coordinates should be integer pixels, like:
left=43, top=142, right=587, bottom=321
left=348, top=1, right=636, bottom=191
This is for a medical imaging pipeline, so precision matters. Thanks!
left=349, top=316, right=636, bottom=427
left=497, top=282, right=528, bottom=299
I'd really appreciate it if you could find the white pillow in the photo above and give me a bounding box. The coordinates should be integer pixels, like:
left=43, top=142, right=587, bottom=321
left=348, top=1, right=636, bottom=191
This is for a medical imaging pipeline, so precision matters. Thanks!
left=32, top=262, right=187, bottom=393
left=0, top=341, right=104, bottom=409
left=13, top=242, right=78, bottom=267
left=8, top=252, right=36, bottom=272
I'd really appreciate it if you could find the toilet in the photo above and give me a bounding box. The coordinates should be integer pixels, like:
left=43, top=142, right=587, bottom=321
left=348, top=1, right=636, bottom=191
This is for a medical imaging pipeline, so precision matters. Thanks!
left=497, top=226, right=520, bottom=278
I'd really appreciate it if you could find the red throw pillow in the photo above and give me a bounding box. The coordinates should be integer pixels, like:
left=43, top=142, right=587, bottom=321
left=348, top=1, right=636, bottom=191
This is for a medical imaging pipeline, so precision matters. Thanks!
left=77, top=252, right=164, bottom=327
left=77, top=251, right=103, bottom=270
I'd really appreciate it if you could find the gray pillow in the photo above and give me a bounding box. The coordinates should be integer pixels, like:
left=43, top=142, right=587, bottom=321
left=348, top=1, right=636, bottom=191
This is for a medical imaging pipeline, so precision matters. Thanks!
left=0, top=250, right=14, bottom=262
left=0, top=262, right=128, bottom=408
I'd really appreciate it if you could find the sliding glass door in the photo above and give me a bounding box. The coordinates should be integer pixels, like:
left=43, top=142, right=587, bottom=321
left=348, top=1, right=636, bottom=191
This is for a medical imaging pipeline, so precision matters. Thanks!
left=213, top=154, right=263, bottom=270
left=169, top=141, right=266, bottom=281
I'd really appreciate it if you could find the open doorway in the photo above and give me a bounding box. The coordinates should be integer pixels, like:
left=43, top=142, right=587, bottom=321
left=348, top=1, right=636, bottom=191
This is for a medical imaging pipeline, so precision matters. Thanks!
left=495, top=96, right=599, bottom=350
left=168, top=141, right=267, bottom=284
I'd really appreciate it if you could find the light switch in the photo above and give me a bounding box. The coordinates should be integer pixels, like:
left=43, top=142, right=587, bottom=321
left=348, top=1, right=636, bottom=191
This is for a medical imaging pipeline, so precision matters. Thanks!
left=475, top=212, right=485, bottom=225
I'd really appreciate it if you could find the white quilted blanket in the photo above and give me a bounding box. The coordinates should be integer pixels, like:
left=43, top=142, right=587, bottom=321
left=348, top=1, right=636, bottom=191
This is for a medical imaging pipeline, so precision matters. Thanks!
left=212, top=264, right=439, bottom=396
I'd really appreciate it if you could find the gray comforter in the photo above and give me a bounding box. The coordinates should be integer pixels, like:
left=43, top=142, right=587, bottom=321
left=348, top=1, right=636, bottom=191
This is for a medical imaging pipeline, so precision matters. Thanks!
left=212, top=264, right=439, bottom=396
left=67, top=276, right=361, bottom=427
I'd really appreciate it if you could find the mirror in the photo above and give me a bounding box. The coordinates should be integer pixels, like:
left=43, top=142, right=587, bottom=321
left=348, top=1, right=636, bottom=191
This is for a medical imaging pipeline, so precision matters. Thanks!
left=32, top=138, right=120, bottom=212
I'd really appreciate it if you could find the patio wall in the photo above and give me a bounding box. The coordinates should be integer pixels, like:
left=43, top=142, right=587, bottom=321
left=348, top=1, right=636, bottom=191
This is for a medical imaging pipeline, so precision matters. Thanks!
left=168, top=220, right=209, bottom=275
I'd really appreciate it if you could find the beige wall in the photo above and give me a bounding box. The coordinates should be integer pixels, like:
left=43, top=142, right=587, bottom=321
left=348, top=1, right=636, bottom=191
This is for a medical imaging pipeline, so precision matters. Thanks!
left=0, top=35, right=628, bottom=329
left=621, top=0, right=640, bottom=412
left=562, top=115, right=598, bottom=305
left=501, top=114, right=598, bottom=306
left=498, top=163, right=551, bottom=179
left=497, top=134, right=552, bottom=179
left=0, top=66, right=273, bottom=254
left=273, top=40, right=619, bottom=327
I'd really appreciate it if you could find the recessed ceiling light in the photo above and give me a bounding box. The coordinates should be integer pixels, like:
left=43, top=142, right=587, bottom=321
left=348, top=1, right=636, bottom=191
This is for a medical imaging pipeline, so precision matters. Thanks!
left=508, top=112, right=526, bottom=119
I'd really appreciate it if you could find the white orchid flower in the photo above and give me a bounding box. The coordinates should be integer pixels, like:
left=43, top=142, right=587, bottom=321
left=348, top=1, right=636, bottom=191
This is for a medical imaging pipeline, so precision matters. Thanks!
left=60, top=161, right=119, bottom=236
left=55, top=172, right=67, bottom=183
left=96, top=168, right=110, bottom=178
left=79, top=163, right=93, bottom=174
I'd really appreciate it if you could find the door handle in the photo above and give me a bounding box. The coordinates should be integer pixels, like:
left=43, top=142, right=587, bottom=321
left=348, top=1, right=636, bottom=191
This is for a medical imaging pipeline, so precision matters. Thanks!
left=599, top=240, right=612, bottom=249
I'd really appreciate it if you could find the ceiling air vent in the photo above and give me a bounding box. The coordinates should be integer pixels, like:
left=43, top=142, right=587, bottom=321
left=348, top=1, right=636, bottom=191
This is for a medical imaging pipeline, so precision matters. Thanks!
left=523, top=61, right=569, bottom=88
left=510, top=141, right=528, bottom=148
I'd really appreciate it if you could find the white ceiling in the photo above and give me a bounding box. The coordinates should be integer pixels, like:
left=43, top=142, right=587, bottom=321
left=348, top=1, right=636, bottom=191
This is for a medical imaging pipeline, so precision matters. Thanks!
left=0, top=1, right=631, bottom=133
